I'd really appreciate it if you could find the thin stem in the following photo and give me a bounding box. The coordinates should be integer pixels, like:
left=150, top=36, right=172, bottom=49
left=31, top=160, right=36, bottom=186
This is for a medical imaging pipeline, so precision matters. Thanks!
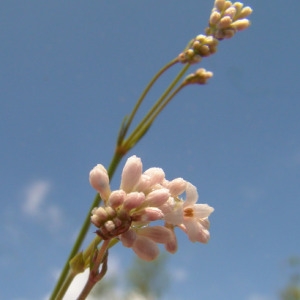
left=120, top=58, right=178, bottom=140
left=49, top=150, right=124, bottom=300
left=124, top=63, right=190, bottom=149
left=77, top=240, right=110, bottom=300
left=132, top=83, right=187, bottom=141
left=55, top=271, right=77, bottom=300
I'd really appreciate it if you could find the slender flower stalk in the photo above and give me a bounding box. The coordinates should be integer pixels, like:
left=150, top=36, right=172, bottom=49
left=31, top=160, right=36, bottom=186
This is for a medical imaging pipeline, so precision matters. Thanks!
left=117, top=58, right=179, bottom=144
left=123, top=63, right=191, bottom=150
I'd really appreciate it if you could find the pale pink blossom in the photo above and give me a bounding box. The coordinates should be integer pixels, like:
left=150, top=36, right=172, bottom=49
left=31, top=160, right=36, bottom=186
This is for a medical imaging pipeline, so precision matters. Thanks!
left=90, top=155, right=214, bottom=260
left=180, top=183, right=214, bottom=243
left=163, top=183, right=213, bottom=243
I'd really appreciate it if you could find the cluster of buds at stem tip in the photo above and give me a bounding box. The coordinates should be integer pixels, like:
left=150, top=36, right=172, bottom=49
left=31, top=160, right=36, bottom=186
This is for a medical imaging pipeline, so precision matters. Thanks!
left=89, top=155, right=214, bottom=261
left=184, top=68, right=213, bottom=85
left=206, top=0, right=252, bottom=40
left=178, top=0, right=252, bottom=64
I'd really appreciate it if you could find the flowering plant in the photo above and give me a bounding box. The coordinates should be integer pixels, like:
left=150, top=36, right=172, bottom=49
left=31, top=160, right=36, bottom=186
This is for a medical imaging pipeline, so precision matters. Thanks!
left=49, top=1, right=252, bottom=299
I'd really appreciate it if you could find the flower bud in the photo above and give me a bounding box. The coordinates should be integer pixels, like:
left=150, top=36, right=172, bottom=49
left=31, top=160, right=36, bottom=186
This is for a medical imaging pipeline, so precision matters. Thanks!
left=143, top=167, right=165, bottom=187
left=144, top=188, right=170, bottom=207
left=123, top=192, right=145, bottom=211
left=219, top=16, right=233, bottom=29
left=214, top=0, right=226, bottom=11
left=166, top=178, right=187, bottom=196
left=108, top=190, right=126, bottom=208
left=120, top=155, right=142, bottom=193
left=132, top=207, right=164, bottom=222
left=89, top=164, right=111, bottom=201
left=238, top=6, right=253, bottom=19
left=230, top=19, right=251, bottom=31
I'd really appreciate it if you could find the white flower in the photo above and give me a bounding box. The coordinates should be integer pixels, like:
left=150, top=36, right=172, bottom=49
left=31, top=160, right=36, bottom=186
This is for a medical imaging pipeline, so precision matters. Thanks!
left=181, top=183, right=214, bottom=243
left=164, top=183, right=214, bottom=243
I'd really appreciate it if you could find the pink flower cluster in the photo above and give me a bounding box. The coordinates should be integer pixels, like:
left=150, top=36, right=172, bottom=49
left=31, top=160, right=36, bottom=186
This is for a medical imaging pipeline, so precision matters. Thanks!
left=89, top=155, right=214, bottom=261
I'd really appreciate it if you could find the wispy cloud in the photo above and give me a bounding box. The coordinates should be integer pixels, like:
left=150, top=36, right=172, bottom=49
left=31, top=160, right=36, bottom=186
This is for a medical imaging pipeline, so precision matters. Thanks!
left=21, top=180, right=63, bottom=230
left=170, top=267, right=188, bottom=282
left=22, top=180, right=51, bottom=216
left=247, top=294, right=271, bottom=300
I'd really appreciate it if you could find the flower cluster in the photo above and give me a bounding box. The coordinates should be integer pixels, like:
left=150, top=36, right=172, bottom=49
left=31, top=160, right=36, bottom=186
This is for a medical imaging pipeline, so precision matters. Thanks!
left=178, top=34, right=219, bottom=64
left=90, top=155, right=214, bottom=261
left=184, top=68, right=214, bottom=85
left=206, top=0, right=252, bottom=40
left=178, top=0, right=252, bottom=64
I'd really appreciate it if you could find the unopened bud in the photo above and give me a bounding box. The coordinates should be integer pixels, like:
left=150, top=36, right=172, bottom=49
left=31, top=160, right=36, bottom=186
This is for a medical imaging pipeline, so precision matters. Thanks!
left=230, top=19, right=251, bottom=31
left=120, top=155, right=142, bottom=193
left=89, top=164, right=111, bottom=201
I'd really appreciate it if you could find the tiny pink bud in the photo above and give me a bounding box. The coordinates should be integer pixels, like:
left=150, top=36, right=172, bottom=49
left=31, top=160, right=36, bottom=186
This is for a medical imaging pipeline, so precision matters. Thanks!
left=219, top=16, right=232, bottom=29
left=214, top=0, right=225, bottom=11
left=92, top=206, right=108, bottom=219
left=143, top=167, right=165, bottom=186
left=104, top=220, right=115, bottom=231
left=209, top=11, right=221, bottom=25
left=224, top=6, right=236, bottom=19
left=230, top=19, right=251, bottom=31
left=120, top=155, right=142, bottom=193
left=123, top=192, right=145, bottom=211
left=144, top=189, right=170, bottom=207
left=166, top=178, right=187, bottom=196
left=108, top=190, right=126, bottom=208
left=132, top=207, right=164, bottom=222
left=89, top=164, right=111, bottom=201
left=237, top=6, right=253, bottom=19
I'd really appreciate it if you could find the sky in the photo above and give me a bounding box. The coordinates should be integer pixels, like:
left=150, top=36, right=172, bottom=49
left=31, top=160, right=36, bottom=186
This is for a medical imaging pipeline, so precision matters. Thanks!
left=1, top=0, right=300, bottom=299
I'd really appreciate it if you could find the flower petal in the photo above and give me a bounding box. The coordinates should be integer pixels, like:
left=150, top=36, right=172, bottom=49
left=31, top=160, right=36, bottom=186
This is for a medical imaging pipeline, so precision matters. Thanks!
left=192, top=204, right=214, bottom=219
left=184, top=183, right=198, bottom=206
left=137, top=226, right=172, bottom=244
left=120, top=228, right=136, bottom=247
left=132, top=235, right=160, bottom=261
left=184, top=219, right=210, bottom=243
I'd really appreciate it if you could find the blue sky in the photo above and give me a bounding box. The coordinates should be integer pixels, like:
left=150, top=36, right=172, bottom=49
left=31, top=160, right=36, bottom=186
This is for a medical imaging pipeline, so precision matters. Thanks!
left=1, top=0, right=300, bottom=299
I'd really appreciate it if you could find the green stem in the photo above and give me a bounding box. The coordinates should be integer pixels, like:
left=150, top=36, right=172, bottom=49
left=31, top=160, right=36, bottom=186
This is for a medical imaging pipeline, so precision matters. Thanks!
left=55, top=271, right=76, bottom=300
left=49, top=150, right=124, bottom=300
left=132, top=83, right=187, bottom=142
left=77, top=240, right=111, bottom=300
left=120, top=58, right=178, bottom=140
left=124, top=63, right=190, bottom=149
